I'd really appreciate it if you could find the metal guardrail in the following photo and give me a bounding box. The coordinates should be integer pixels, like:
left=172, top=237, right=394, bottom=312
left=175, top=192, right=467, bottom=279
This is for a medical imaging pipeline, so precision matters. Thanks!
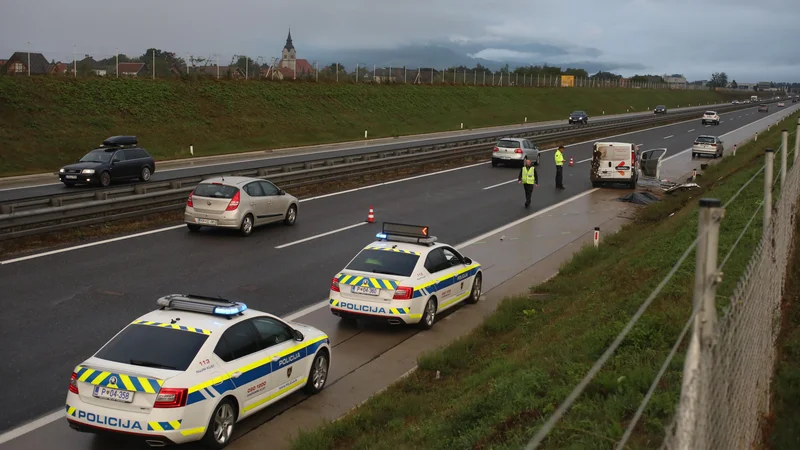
left=0, top=100, right=776, bottom=240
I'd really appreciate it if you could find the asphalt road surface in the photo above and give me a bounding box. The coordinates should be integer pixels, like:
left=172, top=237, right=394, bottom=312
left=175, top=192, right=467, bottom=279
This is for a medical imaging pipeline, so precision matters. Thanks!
left=0, top=104, right=788, bottom=434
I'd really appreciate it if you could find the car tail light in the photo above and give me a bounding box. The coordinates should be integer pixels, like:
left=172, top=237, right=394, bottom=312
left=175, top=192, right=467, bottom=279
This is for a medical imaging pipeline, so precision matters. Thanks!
left=225, top=191, right=240, bottom=211
left=631, top=151, right=635, bottom=166
left=493, top=147, right=499, bottom=153
left=154, top=388, right=187, bottom=408
left=393, top=286, right=414, bottom=300
left=69, top=372, right=79, bottom=394
left=331, top=276, right=340, bottom=292
left=514, top=148, right=523, bottom=154
left=187, top=192, right=194, bottom=208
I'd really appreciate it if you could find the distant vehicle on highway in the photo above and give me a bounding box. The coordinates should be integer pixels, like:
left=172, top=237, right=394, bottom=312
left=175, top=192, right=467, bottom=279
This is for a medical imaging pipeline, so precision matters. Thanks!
left=793, top=97, right=798, bottom=103
left=491, top=137, right=541, bottom=167
left=777, top=102, right=785, bottom=107
left=58, top=136, right=155, bottom=188
left=701, top=111, right=720, bottom=125
left=731, top=100, right=739, bottom=105
left=185, top=176, right=299, bottom=236
left=758, top=104, right=769, bottom=112
left=692, top=135, right=725, bottom=159
left=654, top=105, right=667, bottom=114
left=329, top=222, right=483, bottom=330
left=65, top=294, right=331, bottom=449
left=589, top=141, right=640, bottom=189
left=568, top=111, right=589, bottom=124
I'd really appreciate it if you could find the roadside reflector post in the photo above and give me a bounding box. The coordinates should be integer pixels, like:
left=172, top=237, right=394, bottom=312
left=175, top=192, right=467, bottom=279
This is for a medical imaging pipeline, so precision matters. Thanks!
left=460, top=122, right=463, bottom=129
left=190, top=144, right=193, bottom=156
left=764, top=148, right=775, bottom=233
left=781, top=129, right=788, bottom=189
left=524, top=117, right=527, bottom=123
left=365, top=130, right=368, bottom=139
left=593, top=227, right=600, bottom=248
left=733, top=144, right=736, bottom=156
left=755, top=132, right=758, bottom=141
left=692, top=169, right=697, bottom=181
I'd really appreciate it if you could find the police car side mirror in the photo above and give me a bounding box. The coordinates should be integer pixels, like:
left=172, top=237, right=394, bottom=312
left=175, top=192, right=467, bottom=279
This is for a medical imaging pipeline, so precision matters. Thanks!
left=292, top=329, right=304, bottom=341
left=463, top=257, right=472, bottom=265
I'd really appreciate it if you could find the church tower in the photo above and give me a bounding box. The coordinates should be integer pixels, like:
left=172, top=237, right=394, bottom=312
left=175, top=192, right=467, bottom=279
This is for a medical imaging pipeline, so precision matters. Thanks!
left=280, top=29, right=296, bottom=71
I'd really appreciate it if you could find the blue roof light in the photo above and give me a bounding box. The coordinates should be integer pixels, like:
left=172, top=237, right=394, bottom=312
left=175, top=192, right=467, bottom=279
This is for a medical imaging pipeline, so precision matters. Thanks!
left=376, top=233, right=387, bottom=239
left=214, top=303, right=248, bottom=316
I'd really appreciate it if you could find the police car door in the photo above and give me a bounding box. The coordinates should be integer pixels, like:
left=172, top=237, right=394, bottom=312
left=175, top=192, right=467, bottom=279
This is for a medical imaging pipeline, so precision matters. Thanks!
left=441, top=247, right=471, bottom=304
left=250, top=317, right=306, bottom=411
left=424, top=248, right=461, bottom=310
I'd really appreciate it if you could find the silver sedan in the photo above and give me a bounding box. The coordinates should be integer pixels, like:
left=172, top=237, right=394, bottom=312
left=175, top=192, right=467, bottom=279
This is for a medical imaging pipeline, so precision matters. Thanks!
left=184, top=176, right=299, bottom=236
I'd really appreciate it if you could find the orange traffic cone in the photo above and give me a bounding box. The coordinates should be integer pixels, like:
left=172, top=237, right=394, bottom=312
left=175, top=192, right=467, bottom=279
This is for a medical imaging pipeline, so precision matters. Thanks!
left=569, top=156, right=574, bottom=166
left=367, top=206, right=375, bottom=223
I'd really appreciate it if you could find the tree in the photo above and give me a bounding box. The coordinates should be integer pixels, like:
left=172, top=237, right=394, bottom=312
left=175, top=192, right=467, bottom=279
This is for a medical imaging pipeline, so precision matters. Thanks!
left=708, top=72, right=728, bottom=88
left=730, top=79, right=738, bottom=89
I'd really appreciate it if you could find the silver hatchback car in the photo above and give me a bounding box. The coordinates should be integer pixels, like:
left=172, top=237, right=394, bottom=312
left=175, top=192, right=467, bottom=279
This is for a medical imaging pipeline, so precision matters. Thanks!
left=184, top=176, right=299, bottom=236
left=491, top=137, right=541, bottom=167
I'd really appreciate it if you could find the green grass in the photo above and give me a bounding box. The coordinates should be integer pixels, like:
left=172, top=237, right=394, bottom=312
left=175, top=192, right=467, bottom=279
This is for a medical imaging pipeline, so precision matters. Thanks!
left=0, top=76, right=752, bottom=177
left=289, top=112, right=800, bottom=450
left=765, top=215, right=800, bottom=448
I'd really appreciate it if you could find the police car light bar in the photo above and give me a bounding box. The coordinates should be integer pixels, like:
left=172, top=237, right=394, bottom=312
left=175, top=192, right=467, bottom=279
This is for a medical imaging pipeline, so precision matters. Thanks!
left=156, top=294, right=247, bottom=318
left=377, top=222, right=437, bottom=245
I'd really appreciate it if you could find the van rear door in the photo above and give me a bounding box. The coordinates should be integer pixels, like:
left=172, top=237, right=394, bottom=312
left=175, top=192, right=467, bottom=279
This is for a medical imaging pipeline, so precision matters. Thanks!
left=593, top=143, right=633, bottom=180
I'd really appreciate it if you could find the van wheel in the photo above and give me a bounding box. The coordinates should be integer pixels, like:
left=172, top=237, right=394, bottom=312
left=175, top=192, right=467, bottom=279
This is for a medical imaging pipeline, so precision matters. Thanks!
left=591, top=181, right=600, bottom=188
left=629, top=179, right=636, bottom=189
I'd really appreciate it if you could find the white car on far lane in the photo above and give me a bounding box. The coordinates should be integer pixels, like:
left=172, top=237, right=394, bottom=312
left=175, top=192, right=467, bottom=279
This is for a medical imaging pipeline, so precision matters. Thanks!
left=329, top=222, right=483, bottom=329
left=65, top=294, right=331, bottom=449
left=701, top=111, right=720, bottom=125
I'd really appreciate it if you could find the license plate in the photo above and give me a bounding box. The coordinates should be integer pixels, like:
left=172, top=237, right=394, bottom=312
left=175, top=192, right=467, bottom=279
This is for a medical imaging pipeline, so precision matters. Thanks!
left=500, top=156, right=511, bottom=160
left=93, top=386, right=134, bottom=403
left=196, top=218, right=217, bottom=225
left=65, top=175, right=77, bottom=179
left=351, top=285, right=380, bottom=296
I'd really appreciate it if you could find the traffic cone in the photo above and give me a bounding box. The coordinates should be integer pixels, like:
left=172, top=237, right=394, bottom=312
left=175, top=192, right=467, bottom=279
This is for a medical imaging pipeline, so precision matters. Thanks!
left=367, top=206, right=375, bottom=223
left=569, top=156, right=574, bottom=166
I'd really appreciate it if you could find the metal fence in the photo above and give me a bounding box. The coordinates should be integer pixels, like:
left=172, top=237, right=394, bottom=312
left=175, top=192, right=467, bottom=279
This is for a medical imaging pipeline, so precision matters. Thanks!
left=0, top=46, right=743, bottom=90
left=662, top=123, right=800, bottom=449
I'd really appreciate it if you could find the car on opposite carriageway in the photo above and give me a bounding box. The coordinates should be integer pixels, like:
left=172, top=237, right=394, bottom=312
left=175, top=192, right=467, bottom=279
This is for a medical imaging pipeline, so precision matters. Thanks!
left=329, top=222, right=483, bottom=330
left=58, top=136, right=156, bottom=188
left=185, top=176, right=299, bottom=237
left=65, top=294, right=331, bottom=449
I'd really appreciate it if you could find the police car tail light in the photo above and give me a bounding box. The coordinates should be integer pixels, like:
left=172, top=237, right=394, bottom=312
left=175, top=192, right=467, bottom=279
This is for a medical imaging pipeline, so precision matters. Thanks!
left=393, top=286, right=413, bottom=300
left=187, top=192, right=194, bottom=208
left=225, top=191, right=241, bottom=211
left=154, top=388, right=187, bottom=408
left=331, top=276, right=340, bottom=292
left=69, top=372, right=79, bottom=394
left=514, top=148, right=523, bottom=154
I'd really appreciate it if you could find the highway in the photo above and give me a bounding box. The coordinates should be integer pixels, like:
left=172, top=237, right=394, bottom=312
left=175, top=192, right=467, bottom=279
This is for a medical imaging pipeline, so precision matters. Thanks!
left=0, top=104, right=793, bottom=446
left=0, top=102, right=740, bottom=203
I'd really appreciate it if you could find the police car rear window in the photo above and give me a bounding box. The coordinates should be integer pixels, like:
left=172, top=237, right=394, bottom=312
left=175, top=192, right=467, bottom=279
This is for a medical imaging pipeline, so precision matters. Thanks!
left=346, top=249, right=420, bottom=277
left=193, top=183, right=238, bottom=199
left=95, top=324, right=209, bottom=371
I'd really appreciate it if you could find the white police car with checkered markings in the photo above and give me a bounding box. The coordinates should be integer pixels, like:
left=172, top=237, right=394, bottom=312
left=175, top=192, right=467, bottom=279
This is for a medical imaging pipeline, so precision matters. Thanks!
left=65, top=294, right=331, bottom=449
left=329, top=222, right=483, bottom=329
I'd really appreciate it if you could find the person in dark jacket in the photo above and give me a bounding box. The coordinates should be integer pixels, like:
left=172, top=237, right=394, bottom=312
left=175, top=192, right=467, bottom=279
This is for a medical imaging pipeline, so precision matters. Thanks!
left=517, top=157, right=539, bottom=208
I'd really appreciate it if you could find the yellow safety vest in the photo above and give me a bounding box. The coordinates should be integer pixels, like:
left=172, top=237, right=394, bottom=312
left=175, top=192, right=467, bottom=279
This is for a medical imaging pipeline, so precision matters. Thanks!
left=555, top=150, right=564, bottom=166
left=521, top=166, right=536, bottom=184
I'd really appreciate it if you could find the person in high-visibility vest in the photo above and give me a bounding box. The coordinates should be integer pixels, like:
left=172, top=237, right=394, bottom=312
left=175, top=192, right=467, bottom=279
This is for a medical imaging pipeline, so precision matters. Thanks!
left=517, top=157, right=539, bottom=208
left=554, top=145, right=566, bottom=189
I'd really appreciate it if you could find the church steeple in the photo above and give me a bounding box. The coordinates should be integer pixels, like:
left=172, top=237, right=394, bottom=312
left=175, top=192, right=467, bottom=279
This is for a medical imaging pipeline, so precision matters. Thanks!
left=284, top=29, right=294, bottom=52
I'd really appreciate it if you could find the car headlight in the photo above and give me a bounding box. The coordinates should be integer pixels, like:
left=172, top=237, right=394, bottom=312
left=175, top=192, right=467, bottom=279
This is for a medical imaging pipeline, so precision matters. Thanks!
left=81, top=169, right=95, bottom=175
left=59, top=168, right=65, bottom=173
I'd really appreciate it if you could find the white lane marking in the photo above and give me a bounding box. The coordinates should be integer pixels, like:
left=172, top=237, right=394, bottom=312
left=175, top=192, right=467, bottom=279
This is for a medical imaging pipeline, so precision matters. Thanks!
left=0, top=410, right=64, bottom=445
left=0, top=225, right=185, bottom=265
left=274, top=222, right=367, bottom=249
left=705, top=125, right=711, bottom=128
left=285, top=300, right=330, bottom=322
left=577, top=158, right=592, bottom=164
left=0, top=181, right=61, bottom=191
left=688, top=129, right=695, bottom=133
left=483, top=179, right=518, bottom=190
left=0, top=105, right=774, bottom=266
left=663, top=135, right=674, bottom=139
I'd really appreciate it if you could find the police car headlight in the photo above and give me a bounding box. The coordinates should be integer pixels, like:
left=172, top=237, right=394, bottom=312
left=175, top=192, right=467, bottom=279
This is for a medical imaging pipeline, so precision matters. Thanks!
left=59, top=168, right=65, bottom=173
left=81, top=169, right=95, bottom=175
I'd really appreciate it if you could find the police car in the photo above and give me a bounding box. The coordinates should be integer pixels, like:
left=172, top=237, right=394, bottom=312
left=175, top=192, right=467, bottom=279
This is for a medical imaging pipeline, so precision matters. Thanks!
left=329, top=222, right=483, bottom=329
left=65, top=294, right=331, bottom=449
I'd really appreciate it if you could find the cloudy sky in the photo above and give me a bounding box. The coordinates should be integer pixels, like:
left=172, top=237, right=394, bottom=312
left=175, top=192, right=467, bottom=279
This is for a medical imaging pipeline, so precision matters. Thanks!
left=1, top=0, right=798, bottom=81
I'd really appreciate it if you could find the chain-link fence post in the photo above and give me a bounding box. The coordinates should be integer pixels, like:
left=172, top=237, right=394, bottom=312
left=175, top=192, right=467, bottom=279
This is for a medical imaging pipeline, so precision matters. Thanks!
left=764, top=148, right=774, bottom=232
left=781, top=130, right=788, bottom=188
left=674, top=198, right=724, bottom=450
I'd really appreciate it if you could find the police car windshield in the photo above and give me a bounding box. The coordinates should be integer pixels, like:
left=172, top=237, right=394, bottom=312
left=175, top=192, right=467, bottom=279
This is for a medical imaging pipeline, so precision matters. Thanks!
left=346, top=249, right=419, bottom=277
left=79, top=149, right=113, bottom=163
left=95, top=324, right=209, bottom=371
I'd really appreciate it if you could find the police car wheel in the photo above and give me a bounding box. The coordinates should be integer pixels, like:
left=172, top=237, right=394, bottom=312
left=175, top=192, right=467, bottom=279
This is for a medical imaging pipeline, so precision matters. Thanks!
left=418, top=298, right=437, bottom=330
left=466, top=274, right=482, bottom=304
left=303, top=350, right=330, bottom=395
left=201, top=398, right=236, bottom=449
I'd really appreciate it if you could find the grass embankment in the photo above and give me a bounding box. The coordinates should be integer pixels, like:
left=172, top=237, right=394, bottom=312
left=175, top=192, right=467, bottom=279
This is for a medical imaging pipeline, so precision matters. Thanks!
left=765, top=215, right=800, bottom=447
left=290, top=113, right=800, bottom=450
left=0, top=76, right=750, bottom=177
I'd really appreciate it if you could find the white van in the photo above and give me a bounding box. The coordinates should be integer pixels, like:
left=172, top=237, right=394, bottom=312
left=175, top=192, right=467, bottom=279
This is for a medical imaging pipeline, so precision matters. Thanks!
left=590, top=142, right=668, bottom=188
